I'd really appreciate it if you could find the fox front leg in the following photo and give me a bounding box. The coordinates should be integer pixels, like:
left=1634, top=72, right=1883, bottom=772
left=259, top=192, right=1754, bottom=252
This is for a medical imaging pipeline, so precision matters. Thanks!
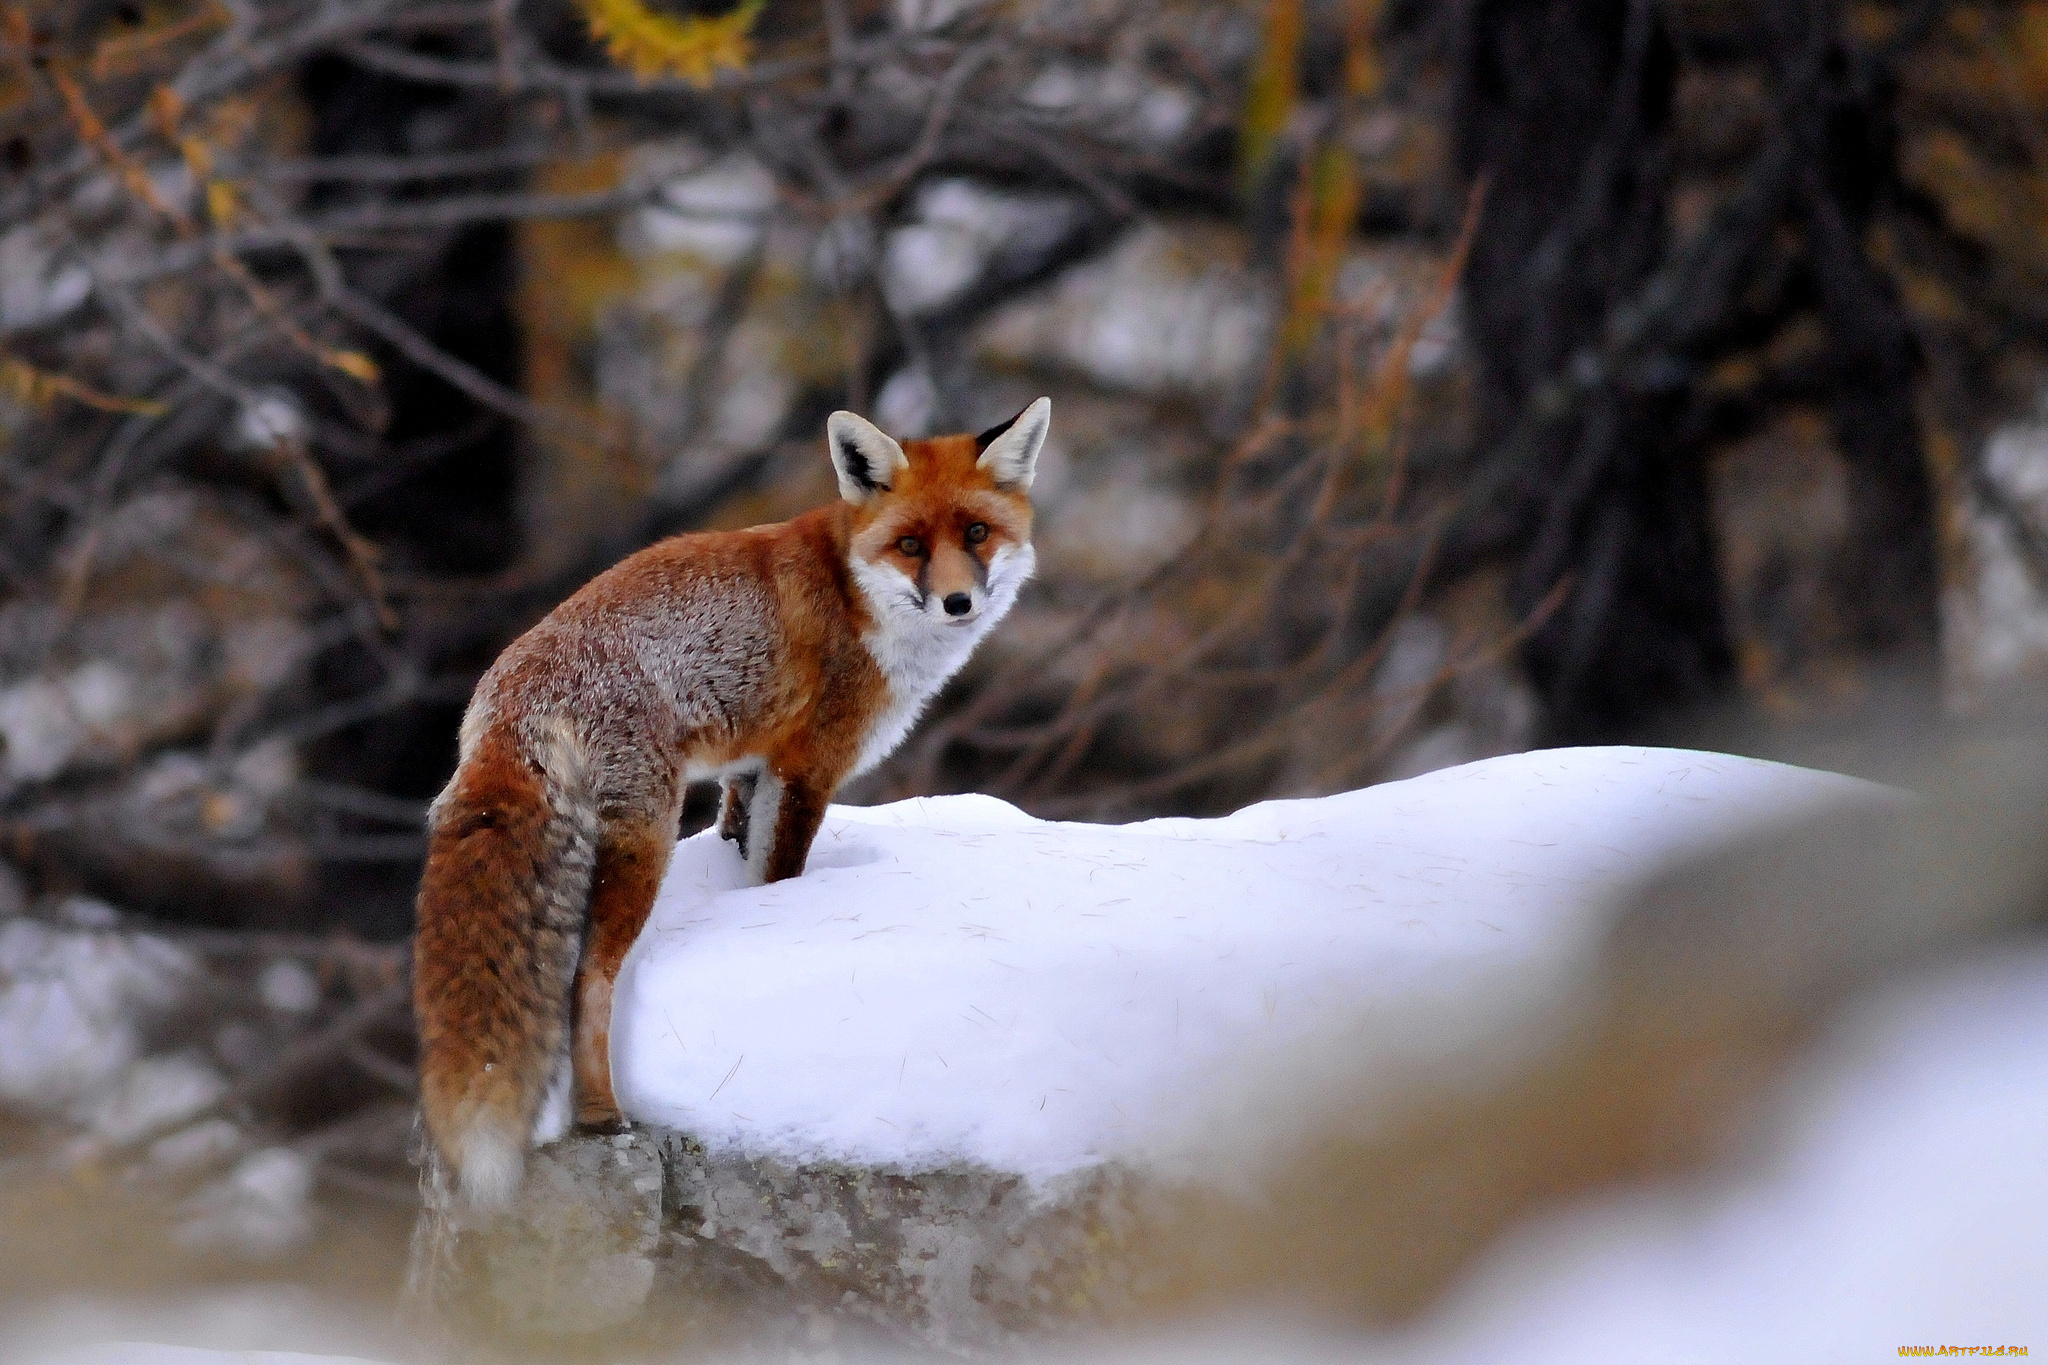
left=718, top=771, right=758, bottom=860
left=741, top=769, right=829, bottom=885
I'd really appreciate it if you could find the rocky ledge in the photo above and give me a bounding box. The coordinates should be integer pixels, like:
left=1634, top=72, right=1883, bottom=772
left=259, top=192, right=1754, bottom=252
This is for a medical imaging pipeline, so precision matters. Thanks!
left=405, top=1126, right=1151, bottom=1357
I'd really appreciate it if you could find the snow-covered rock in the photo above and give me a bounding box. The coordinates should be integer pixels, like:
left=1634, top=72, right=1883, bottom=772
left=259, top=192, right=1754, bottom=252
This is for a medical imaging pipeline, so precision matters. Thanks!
left=623, top=148, right=775, bottom=268
left=412, top=748, right=1886, bottom=1348
left=881, top=179, right=1087, bottom=318
left=0, top=223, right=91, bottom=331
left=976, top=223, right=1274, bottom=398
left=1019, top=64, right=1198, bottom=152
left=613, top=748, right=1877, bottom=1181
left=84, top=1053, right=226, bottom=1145
left=0, top=917, right=195, bottom=1115
left=51, top=744, right=2048, bottom=1361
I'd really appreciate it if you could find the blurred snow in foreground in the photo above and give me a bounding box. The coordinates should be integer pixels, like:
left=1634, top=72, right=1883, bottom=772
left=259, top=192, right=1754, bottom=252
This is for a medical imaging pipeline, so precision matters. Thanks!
left=1381, top=946, right=2048, bottom=1363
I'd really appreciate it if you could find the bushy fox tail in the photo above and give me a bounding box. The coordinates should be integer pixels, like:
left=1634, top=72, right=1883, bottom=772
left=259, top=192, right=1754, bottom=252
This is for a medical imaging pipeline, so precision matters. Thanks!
left=413, top=718, right=598, bottom=1212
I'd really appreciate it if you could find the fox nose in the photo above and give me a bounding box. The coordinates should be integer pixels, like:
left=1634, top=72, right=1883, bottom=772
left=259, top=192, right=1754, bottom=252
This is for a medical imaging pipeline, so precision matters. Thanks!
left=942, top=592, right=973, bottom=617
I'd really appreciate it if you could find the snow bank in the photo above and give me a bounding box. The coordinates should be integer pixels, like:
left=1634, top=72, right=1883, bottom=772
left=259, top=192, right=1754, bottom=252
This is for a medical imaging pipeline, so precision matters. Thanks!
left=615, top=747, right=1883, bottom=1182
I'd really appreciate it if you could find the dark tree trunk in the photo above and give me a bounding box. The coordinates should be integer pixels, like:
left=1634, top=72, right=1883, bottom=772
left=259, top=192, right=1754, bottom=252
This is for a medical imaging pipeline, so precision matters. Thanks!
left=1453, top=0, right=1941, bottom=739
left=1765, top=0, right=1940, bottom=674
left=1455, top=0, right=1732, bottom=740
left=298, top=52, right=526, bottom=579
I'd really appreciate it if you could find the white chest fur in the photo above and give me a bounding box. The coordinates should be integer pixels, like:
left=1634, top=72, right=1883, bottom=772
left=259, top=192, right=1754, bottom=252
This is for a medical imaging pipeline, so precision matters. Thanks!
left=847, top=543, right=1034, bottom=777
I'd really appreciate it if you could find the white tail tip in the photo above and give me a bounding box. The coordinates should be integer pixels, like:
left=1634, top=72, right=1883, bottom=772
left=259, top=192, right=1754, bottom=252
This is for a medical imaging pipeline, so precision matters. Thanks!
left=456, top=1120, right=525, bottom=1213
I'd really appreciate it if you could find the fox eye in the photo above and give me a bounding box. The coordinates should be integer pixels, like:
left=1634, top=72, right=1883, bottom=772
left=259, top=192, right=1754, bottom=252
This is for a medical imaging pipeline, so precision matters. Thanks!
left=965, top=522, right=989, bottom=545
left=896, top=535, right=924, bottom=557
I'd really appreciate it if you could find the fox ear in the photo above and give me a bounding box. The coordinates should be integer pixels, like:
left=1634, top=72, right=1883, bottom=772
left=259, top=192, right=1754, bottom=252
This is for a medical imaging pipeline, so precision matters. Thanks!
left=826, top=411, right=909, bottom=504
left=975, top=397, right=1050, bottom=490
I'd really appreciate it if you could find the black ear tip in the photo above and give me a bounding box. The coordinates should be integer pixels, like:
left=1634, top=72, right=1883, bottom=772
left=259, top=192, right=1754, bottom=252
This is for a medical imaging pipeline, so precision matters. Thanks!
left=975, top=406, right=1029, bottom=452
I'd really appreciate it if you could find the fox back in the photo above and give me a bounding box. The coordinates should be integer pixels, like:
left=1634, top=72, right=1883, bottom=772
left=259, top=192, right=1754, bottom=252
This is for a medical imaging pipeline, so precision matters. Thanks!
left=414, top=400, right=1050, bottom=1209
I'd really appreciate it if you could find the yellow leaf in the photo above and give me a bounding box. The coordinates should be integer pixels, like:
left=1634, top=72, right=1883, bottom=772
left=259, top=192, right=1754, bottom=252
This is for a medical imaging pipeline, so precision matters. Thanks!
left=204, top=178, right=236, bottom=226
left=1240, top=0, right=1304, bottom=192
left=325, top=350, right=381, bottom=385
left=579, top=0, right=761, bottom=86
left=180, top=133, right=214, bottom=180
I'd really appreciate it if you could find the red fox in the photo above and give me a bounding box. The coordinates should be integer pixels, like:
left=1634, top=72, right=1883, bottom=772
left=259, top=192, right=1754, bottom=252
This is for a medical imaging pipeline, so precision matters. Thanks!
left=413, top=400, right=1049, bottom=1209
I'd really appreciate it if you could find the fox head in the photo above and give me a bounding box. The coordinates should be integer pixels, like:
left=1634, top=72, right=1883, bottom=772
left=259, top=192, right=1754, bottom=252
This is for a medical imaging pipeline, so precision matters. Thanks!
left=827, top=399, right=1046, bottom=647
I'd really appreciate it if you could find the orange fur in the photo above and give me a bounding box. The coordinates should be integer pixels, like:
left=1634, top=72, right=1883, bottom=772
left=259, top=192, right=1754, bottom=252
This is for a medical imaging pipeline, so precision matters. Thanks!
left=571, top=819, right=675, bottom=1126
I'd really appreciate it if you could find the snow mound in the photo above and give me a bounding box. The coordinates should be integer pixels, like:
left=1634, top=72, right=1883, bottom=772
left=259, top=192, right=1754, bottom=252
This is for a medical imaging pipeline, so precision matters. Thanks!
left=615, top=747, right=1885, bottom=1180
left=0, top=916, right=195, bottom=1115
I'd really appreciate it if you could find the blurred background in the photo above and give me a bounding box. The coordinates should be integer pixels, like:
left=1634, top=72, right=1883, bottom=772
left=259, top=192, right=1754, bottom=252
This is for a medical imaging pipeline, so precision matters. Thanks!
left=1, top=0, right=2047, bottom=1353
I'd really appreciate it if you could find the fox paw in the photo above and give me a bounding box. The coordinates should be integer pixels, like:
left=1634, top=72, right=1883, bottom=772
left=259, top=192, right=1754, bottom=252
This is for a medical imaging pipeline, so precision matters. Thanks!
left=575, top=1109, right=631, bottom=1136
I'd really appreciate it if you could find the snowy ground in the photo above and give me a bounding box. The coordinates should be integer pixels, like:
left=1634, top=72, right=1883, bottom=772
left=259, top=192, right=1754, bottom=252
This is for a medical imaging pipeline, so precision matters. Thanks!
left=613, top=747, right=1881, bottom=1181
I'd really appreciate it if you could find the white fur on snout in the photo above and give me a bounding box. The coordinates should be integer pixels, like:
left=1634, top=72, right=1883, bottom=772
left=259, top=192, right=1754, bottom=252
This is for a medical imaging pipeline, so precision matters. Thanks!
left=850, top=542, right=1035, bottom=776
